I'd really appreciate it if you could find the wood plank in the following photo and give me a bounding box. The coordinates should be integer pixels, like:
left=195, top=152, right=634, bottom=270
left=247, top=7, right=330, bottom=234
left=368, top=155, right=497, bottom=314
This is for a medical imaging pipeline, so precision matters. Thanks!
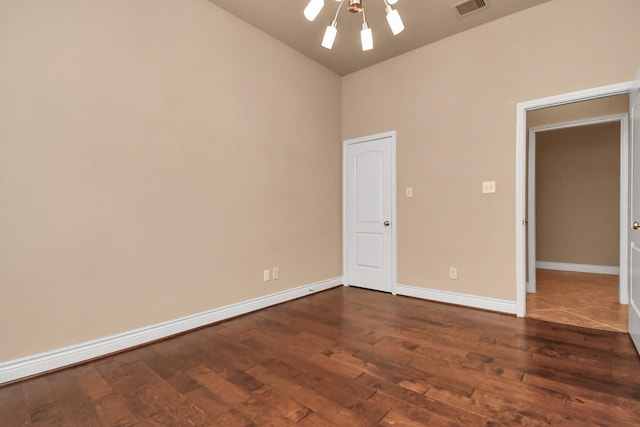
left=0, top=382, right=31, bottom=426
left=47, top=370, right=103, bottom=426
left=94, top=394, right=139, bottom=426
left=183, top=386, right=253, bottom=426
left=186, top=364, right=251, bottom=406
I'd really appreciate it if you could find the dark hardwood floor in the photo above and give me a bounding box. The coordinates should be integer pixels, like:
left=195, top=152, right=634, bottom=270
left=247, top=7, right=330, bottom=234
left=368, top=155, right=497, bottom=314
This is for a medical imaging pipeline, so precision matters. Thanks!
left=2, top=286, right=640, bottom=426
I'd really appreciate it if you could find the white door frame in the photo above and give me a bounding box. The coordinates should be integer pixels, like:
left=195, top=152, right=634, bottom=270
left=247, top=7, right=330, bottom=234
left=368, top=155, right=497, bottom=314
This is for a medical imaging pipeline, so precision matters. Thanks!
left=527, top=114, right=629, bottom=305
left=343, top=130, right=398, bottom=294
left=516, top=81, right=635, bottom=317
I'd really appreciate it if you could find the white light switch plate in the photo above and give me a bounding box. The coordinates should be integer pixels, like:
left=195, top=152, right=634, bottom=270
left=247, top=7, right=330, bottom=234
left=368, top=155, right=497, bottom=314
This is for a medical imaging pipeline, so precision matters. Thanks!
left=406, top=186, right=413, bottom=198
left=482, top=181, right=496, bottom=194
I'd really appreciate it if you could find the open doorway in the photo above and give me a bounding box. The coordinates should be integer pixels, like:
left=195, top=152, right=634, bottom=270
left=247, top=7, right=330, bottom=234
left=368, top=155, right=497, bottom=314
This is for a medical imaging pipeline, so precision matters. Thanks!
left=526, top=109, right=629, bottom=331
left=515, top=82, right=635, bottom=319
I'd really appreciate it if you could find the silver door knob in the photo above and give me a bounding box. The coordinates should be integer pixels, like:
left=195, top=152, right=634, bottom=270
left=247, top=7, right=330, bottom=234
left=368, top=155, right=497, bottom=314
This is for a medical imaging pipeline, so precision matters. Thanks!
left=384, top=221, right=390, bottom=226
left=634, top=221, right=640, bottom=230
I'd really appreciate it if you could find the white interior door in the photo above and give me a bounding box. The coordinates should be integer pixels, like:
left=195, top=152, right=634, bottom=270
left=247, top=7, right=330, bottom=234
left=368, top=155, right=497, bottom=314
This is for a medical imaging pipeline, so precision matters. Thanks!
left=344, top=133, right=395, bottom=293
left=629, top=71, right=640, bottom=354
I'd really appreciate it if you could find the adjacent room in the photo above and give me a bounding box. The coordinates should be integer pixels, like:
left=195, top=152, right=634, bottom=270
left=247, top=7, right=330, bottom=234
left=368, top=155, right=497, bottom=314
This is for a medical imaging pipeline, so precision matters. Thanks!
left=1, top=0, right=640, bottom=425
left=526, top=95, right=630, bottom=331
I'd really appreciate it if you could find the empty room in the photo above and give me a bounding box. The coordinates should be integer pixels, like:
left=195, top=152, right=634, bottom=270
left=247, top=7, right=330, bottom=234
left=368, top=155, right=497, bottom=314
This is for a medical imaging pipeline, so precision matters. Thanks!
left=1, top=0, right=640, bottom=425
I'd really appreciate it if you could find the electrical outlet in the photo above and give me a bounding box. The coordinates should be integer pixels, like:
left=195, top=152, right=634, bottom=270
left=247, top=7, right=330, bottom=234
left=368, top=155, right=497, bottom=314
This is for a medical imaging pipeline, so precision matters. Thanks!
left=272, top=267, right=279, bottom=280
left=263, top=269, right=270, bottom=282
left=449, top=267, right=458, bottom=280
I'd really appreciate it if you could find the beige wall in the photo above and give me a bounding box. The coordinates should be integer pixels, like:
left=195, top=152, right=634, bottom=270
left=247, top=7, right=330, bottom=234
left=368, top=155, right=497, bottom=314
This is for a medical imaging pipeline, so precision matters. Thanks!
left=0, top=1, right=342, bottom=362
left=527, top=94, right=629, bottom=128
left=536, top=123, right=620, bottom=266
left=342, top=0, right=640, bottom=300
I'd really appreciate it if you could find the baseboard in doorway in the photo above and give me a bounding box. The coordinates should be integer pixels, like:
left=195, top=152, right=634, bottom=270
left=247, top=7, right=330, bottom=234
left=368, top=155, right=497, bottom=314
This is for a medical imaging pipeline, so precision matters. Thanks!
left=395, top=283, right=517, bottom=315
left=536, top=261, right=619, bottom=275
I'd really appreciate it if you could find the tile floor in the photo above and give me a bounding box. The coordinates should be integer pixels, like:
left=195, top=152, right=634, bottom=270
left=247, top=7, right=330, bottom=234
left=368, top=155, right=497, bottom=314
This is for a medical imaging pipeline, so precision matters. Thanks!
left=526, top=269, right=628, bottom=332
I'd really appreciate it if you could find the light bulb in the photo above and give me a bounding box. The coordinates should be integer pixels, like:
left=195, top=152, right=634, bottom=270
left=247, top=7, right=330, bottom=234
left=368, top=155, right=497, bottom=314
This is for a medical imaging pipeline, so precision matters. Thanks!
left=322, top=21, right=338, bottom=49
left=304, top=0, right=324, bottom=21
left=361, top=23, right=373, bottom=51
left=385, top=7, right=404, bottom=35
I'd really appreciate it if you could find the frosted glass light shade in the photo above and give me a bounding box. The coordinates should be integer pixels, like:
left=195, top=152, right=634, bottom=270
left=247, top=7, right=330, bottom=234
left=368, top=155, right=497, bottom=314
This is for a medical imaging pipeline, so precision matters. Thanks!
left=304, top=0, right=324, bottom=21
left=388, top=0, right=398, bottom=4
left=361, top=25, right=373, bottom=51
left=322, top=23, right=338, bottom=49
left=386, top=8, right=405, bottom=35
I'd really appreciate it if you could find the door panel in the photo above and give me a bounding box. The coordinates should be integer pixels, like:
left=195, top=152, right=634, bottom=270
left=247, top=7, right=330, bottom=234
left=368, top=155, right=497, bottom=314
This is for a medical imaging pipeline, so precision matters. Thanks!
left=356, top=233, right=383, bottom=267
left=629, top=71, right=640, bottom=354
left=355, top=152, right=383, bottom=223
left=630, top=244, right=640, bottom=352
left=345, top=135, right=394, bottom=292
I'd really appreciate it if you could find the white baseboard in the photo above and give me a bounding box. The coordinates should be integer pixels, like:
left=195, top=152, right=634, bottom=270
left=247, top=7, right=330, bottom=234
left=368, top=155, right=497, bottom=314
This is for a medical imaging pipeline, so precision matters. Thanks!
left=0, top=277, right=343, bottom=385
left=536, top=261, right=619, bottom=275
left=395, top=283, right=517, bottom=315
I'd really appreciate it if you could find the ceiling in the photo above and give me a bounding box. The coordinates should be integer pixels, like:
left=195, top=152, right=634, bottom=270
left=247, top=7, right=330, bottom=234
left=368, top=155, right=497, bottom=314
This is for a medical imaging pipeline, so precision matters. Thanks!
left=207, top=0, right=551, bottom=75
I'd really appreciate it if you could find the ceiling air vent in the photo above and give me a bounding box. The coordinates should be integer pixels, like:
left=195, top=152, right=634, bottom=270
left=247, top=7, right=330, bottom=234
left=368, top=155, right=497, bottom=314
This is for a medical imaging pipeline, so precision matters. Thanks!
left=452, top=0, right=487, bottom=17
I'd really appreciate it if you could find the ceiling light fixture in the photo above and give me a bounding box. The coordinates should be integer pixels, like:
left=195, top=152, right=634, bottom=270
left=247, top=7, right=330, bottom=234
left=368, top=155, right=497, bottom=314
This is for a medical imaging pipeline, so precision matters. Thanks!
left=360, top=10, right=373, bottom=51
left=385, top=4, right=404, bottom=35
left=321, top=1, right=344, bottom=49
left=304, top=0, right=325, bottom=22
left=305, top=0, right=405, bottom=52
